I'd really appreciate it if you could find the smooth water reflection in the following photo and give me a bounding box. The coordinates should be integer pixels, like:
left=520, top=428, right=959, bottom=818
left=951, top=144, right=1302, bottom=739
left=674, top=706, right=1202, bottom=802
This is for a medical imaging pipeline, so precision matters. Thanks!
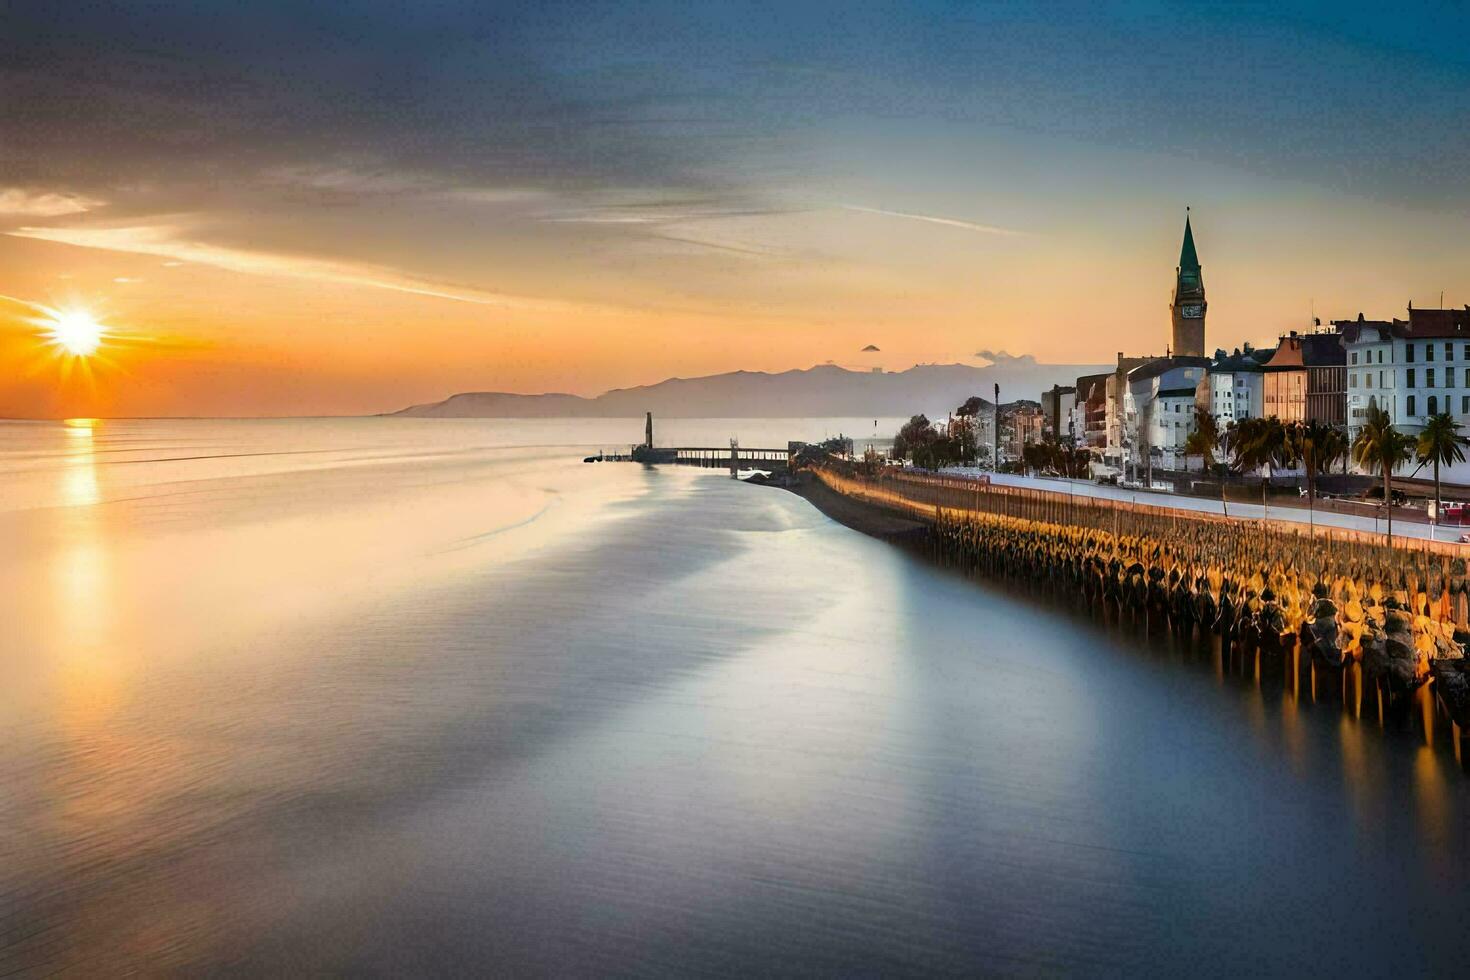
left=3, top=418, right=1470, bottom=976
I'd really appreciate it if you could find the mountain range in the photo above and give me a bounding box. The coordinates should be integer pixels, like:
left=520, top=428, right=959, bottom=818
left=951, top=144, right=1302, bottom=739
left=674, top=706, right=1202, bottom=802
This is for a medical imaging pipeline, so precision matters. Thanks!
left=389, top=358, right=1109, bottom=420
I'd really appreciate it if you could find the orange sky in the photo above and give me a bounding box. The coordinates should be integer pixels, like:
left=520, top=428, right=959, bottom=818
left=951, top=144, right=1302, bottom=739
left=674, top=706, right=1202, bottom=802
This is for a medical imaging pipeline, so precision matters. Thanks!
left=4, top=173, right=1468, bottom=419
left=8, top=5, right=1470, bottom=417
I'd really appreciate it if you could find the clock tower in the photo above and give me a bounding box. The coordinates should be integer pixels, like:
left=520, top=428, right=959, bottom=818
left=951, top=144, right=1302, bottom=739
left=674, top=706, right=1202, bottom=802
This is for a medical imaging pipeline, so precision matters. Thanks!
left=1170, top=211, right=1206, bottom=356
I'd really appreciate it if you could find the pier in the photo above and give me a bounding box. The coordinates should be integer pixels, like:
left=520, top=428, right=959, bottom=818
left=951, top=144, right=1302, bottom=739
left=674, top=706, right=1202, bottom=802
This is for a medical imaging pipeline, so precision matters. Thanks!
left=585, top=412, right=795, bottom=473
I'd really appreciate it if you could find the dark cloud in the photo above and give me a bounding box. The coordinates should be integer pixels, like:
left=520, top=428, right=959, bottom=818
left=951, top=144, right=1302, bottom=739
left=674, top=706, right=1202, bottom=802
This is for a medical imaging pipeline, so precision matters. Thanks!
left=6, top=2, right=1470, bottom=217
left=0, top=2, right=770, bottom=200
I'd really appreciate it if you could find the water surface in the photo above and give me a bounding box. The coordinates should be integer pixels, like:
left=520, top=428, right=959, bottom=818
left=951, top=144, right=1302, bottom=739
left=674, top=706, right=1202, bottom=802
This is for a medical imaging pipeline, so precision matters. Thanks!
left=3, top=418, right=1468, bottom=975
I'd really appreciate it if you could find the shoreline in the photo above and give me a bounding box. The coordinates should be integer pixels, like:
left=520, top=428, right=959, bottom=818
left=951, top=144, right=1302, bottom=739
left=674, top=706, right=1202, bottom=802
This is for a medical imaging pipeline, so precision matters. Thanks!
left=764, top=464, right=1470, bottom=750
left=769, top=471, right=929, bottom=543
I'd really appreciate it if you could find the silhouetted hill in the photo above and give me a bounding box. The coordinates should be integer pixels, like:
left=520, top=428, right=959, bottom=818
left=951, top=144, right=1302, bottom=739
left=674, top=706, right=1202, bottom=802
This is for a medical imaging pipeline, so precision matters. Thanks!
left=389, top=360, right=1107, bottom=419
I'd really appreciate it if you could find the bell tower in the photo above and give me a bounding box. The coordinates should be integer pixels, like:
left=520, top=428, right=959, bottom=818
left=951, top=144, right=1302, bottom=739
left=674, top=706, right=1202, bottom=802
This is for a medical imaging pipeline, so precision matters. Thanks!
left=1170, top=210, right=1206, bottom=356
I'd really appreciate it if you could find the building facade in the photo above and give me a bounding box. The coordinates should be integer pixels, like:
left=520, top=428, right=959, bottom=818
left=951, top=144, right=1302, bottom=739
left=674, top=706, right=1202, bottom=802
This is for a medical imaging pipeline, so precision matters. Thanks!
left=1169, top=214, right=1206, bottom=357
left=1339, top=307, right=1470, bottom=440
left=1074, top=372, right=1109, bottom=456
left=1125, top=356, right=1210, bottom=475
left=1207, top=345, right=1267, bottom=427
left=1261, top=330, right=1346, bottom=424
left=1041, top=384, right=1077, bottom=444
left=1003, top=404, right=1045, bottom=460
left=1102, top=354, right=1155, bottom=474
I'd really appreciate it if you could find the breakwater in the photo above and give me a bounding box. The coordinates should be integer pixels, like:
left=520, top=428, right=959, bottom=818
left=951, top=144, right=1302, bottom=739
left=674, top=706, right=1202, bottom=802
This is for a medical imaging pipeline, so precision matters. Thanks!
left=813, top=465, right=1470, bottom=744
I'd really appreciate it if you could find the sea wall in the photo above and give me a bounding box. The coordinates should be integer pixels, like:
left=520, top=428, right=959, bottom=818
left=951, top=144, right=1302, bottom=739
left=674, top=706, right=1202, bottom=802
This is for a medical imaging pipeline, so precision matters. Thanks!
left=812, top=465, right=1470, bottom=730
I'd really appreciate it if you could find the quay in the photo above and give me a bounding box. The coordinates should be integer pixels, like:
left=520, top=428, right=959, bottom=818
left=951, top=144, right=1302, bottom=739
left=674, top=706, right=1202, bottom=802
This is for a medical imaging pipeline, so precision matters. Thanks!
left=802, top=461, right=1470, bottom=757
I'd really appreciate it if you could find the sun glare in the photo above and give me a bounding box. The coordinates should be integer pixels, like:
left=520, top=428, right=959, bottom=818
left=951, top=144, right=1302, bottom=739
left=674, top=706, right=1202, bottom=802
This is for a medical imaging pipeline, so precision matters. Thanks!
left=46, top=309, right=105, bottom=357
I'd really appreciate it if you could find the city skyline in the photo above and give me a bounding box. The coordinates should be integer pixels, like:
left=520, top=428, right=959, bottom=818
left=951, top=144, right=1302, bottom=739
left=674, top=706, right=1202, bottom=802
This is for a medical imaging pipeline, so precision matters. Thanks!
left=8, top=3, right=1470, bottom=417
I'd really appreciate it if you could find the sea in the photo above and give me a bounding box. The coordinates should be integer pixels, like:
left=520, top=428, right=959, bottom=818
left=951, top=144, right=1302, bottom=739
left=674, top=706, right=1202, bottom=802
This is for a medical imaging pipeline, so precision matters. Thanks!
left=3, top=417, right=1470, bottom=976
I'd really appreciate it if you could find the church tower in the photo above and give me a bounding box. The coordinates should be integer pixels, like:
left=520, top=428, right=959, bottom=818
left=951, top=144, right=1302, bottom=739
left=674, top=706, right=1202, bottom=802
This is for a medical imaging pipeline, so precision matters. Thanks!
left=1169, top=211, right=1206, bottom=356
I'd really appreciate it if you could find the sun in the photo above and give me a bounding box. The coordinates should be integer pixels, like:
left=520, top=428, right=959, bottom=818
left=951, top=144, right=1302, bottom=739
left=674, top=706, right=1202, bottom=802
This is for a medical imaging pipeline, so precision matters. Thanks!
left=46, top=309, right=105, bottom=357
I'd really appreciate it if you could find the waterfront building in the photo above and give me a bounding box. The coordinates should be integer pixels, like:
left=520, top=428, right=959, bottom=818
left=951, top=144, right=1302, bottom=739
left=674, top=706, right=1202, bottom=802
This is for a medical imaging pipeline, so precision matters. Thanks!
left=1207, top=345, right=1268, bottom=426
left=1339, top=306, right=1470, bottom=441
left=1125, top=356, right=1211, bottom=475
left=1073, top=372, right=1109, bottom=456
left=1261, top=330, right=1346, bottom=424
left=1102, top=353, right=1155, bottom=475
left=1041, top=384, right=1076, bottom=444
left=1003, top=403, right=1046, bottom=459
left=1169, top=213, right=1207, bottom=357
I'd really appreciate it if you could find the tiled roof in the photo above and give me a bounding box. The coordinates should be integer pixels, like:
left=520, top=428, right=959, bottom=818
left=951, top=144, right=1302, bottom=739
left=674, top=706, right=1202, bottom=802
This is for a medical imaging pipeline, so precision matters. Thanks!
left=1335, top=308, right=1470, bottom=342
left=1263, top=332, right=1345, bottom=369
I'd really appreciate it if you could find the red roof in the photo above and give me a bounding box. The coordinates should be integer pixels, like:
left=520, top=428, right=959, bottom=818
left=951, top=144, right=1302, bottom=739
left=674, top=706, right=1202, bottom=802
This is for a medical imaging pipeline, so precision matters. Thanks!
left=1334, top=307, right=1470, bottom=341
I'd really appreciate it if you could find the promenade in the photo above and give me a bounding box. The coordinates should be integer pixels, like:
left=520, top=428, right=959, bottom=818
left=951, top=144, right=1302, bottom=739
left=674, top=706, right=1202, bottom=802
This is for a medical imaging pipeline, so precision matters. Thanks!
left=942, top=468, right=1467, bottom=544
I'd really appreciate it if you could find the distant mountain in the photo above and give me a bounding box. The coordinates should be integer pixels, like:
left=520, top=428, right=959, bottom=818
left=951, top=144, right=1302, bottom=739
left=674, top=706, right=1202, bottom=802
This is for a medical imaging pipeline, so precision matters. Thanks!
left=388, top=360, right=1109, bottom=420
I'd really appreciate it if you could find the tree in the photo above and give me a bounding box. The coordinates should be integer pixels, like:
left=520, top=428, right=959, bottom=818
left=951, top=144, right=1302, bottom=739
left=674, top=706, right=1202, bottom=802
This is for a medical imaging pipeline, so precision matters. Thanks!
left=1416, top=412, right=1469, bottom=518
left=955, top=395, right=987, bottom=418
left=1228, top=416, right=1300, bottom=521
left=1184, top=408, right=1219, bottom=469
left=892, top=414, right=936, bottom=464
left=1352, top=403, right=1415, bottom=546
left=1185, top=408, right=1226, bottom=516
left=1297, top=420, right=1348, bottom=509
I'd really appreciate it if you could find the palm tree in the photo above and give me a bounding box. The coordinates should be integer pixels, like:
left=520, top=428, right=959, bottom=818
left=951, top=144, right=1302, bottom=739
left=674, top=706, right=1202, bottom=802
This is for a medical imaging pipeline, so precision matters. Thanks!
left=1417, top=412, right=1469, bottom=519
left=1298, top=420, right=1348, bottom=510
left=1231, top=417, right=1296, bottom=513
left=1352, top=403, right=1415, bottom=546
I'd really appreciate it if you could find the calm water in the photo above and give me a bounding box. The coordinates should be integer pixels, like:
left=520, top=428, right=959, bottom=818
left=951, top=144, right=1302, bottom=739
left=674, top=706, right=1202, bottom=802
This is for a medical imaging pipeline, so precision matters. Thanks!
left=3, top=418, right=1469, bottom=976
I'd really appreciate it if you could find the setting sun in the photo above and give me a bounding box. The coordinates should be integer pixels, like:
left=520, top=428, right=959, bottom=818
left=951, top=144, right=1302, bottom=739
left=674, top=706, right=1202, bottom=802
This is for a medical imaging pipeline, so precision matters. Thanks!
left=46, top=309, right=105, bottom=357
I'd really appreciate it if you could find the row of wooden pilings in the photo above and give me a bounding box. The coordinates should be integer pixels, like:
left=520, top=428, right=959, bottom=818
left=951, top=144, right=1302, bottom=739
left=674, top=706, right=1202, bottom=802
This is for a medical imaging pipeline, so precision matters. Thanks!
left=813, top=464, right=1470, bottom=759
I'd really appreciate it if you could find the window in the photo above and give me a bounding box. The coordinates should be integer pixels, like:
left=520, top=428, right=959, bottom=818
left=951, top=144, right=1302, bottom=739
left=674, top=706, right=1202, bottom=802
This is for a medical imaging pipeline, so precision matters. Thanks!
left=1430, top=395, right=1438, bottom=415
left=1450, top=367, right=1457, bottom=388
left=1428, top=368, right=1436, bottom=387
left=1428, top=343, right=1436, bottom=363
left=1407, top=343, right=1416, bottom=363
left=1448, top=343, right=1455, bottom=361
left=1366, top=373, right=1374, bottom=389
left=1408, top=368, right=1416, bottom=388
left=1352, top=351, right=1359, bottom=365
left=1350, top=373, right=1357, bottom=387
left=1409, top=395, right=1417, bottom=416
left=1463, top=395, right=1468, bottom=414
left=1380, top=370, right=1385, bottom=387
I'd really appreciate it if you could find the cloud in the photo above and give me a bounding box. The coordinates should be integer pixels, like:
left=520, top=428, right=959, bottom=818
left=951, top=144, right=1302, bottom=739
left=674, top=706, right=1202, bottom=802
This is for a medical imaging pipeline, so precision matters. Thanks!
left=861, top=344, right=881, bottom=352
left=840, top=204, right=1028, bottom=237
left=264, top=166, right=549, bottom=205
left=0, top=187, right=105, bottom=217
left=975, top=349, right=1037, bottom=365
left=7, top=221, right=592, bottom=312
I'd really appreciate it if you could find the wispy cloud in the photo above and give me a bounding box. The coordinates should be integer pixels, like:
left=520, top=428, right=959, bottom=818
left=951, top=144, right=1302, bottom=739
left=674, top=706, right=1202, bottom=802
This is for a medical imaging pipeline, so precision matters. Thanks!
left=7, top=221, right=587, bottom=311
left=264, top=166, right=549, bottom=206
left=839, top=204, right=1029, bottom=237
left=0, top=187, right=106, bottom=217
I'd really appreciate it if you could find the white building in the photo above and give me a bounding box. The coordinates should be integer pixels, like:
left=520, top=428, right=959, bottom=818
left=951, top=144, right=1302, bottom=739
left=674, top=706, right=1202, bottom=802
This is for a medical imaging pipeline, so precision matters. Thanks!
left=1124, top=356, right=1211, bottom=476
left=1339, top=308, right=1470, bottom=440
left=1207, top=345, right=1267, bottom=427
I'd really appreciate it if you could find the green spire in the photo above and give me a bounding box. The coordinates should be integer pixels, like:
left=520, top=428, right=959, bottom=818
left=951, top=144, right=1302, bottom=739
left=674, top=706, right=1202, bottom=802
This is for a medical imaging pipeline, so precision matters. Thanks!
left=1179, top=211, right=1200, bottom=274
